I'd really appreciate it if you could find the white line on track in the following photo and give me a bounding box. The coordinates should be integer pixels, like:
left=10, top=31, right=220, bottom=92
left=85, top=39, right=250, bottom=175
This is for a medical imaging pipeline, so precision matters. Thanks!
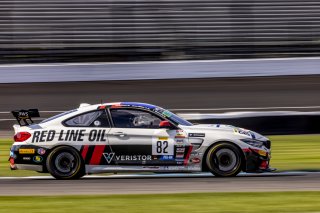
left=0, top=57, right=319, bottom=68
left=0, top=171, right=316, bottom=180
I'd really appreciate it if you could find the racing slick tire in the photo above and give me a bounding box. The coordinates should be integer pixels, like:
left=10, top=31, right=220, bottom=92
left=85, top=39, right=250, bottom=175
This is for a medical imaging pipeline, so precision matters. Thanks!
left=206, top=143, right=242, bottom=177
left=46, top=146, right=85, bottom=180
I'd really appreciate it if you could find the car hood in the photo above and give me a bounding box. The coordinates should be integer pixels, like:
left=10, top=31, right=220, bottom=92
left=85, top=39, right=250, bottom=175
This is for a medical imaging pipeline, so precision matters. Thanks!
left=182, top=124, right=267, bottom=141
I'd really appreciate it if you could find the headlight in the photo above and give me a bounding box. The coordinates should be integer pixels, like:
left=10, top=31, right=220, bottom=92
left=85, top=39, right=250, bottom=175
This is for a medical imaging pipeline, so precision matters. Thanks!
left=240, top=138, right=265, bottom=148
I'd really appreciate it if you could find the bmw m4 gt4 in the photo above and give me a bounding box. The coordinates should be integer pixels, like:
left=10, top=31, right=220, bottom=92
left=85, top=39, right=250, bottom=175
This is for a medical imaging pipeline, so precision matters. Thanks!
left=9, top=102, right=274, bottom=179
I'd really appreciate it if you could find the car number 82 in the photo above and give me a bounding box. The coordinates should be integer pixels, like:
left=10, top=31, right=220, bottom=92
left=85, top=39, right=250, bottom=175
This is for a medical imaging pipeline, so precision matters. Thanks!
left=152, top=138, right=174, bottom=155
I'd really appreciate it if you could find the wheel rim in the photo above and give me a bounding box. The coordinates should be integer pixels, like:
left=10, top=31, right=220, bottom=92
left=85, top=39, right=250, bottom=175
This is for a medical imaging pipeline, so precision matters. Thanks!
left=214, top=148, right=238, bottom=172
left=54, top=152, right=77, bottom=174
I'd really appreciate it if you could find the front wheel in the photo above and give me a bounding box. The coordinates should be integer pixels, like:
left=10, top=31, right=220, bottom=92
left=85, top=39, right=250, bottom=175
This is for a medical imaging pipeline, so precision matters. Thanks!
left=46, top=146, right=85, bottom=180
left=206, top=143, right=242, bottom=177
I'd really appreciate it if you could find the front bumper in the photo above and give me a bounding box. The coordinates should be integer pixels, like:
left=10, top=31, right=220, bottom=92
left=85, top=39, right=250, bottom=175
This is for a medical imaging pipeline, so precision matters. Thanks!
left=242, top=147, right=274, bottom=172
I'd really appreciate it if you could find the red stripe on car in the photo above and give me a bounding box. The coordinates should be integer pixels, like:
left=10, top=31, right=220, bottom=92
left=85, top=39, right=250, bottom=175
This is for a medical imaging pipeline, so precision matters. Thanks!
left=89, top=145, right=106, bottom=165
left=81, top=145, right=89, bottom=160
left=184, top=146, right=193, bottom=165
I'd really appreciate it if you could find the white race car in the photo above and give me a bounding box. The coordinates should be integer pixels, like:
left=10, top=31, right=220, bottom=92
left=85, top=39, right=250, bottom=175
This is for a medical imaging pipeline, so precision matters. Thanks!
left=9, top=102, right=273, bottom=179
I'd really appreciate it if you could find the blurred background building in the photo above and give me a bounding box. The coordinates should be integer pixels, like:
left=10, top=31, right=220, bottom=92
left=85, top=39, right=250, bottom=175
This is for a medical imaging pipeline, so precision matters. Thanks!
left=1, top=0, right=320, bottom=63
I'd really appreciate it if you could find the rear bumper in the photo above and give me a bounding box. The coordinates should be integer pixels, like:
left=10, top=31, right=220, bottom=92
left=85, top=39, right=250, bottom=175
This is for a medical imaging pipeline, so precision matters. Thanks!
left=9, top=144, right=48, bottom=172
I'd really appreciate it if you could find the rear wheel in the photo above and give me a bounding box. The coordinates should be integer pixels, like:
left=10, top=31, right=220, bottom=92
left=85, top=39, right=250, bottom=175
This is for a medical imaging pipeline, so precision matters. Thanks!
left=46, top=146, right=85, bottom=180
left=206, top=143, right=242, bottom=177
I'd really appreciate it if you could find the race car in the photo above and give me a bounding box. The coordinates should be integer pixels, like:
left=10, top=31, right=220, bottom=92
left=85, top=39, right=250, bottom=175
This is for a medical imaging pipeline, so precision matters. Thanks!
left=9, top=102, right=274, bottom=179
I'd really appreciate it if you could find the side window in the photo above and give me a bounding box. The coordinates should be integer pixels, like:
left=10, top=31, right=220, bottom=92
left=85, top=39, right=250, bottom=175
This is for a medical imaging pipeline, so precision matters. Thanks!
left=65, top=110, right=110, bottom=127
left=110, top=109, right=163, bottom=128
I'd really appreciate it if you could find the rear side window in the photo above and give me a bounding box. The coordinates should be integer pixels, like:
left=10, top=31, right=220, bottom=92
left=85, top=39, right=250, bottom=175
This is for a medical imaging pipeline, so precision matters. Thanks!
left=64, top=110, right=110, bottom=127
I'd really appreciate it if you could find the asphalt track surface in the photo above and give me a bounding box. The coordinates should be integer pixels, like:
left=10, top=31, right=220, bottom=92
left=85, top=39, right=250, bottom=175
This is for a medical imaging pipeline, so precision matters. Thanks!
left=1, top=75, right=320, bottom=131
left=0, top=172, right=320, bottom=195
left=1, top=75, right=320, bottom=112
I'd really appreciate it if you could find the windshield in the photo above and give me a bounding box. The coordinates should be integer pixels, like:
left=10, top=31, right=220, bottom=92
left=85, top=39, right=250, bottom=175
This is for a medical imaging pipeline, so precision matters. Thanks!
left=40, top=109, right=77, bottom=124
left=154, top=108, right=193, bottom=126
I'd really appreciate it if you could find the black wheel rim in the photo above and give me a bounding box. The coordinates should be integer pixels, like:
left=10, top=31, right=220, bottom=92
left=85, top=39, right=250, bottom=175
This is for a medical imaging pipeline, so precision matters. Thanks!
left=213, top=148, right=238, bottom=173
left=54, top=152, right=78, bottom=175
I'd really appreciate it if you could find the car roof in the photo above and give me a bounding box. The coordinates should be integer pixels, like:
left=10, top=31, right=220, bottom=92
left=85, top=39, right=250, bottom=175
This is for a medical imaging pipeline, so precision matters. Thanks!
left=39, top=102, right=162, bottom=127
left=81, top=102, right=159, bottom=111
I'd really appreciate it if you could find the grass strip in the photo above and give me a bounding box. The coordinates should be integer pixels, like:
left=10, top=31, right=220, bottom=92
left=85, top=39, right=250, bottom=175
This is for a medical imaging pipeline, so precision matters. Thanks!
left=0, top=192, right=320, bottom=213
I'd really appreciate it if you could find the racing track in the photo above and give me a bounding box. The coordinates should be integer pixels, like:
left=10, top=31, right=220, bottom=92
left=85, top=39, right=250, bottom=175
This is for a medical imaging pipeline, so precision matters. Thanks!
left=1, top=75, right=320, bottom=131
left=0, top=172, right=320, bottom=195
left=1, top=75, right=320, bottom=112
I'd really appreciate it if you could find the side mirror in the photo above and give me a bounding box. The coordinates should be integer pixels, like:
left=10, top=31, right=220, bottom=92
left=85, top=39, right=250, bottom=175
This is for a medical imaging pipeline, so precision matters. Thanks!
left=159, top=120, right=173, bottom=129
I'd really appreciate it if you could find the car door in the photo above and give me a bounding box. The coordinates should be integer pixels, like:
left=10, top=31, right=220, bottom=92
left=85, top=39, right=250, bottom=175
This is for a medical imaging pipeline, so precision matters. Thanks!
left=107, top=108, right=189, bottom=166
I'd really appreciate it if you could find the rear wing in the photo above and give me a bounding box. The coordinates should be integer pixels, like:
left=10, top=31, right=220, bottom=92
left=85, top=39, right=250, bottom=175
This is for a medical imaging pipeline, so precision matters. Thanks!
left=11, top=109, right=40, bottom=126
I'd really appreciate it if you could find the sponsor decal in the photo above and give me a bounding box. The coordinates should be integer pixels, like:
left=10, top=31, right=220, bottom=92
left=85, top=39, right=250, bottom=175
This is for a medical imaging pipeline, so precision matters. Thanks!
left=103, top=152, right=115, bottom=164
left=33, top=156, right=43, bottom=163
left=23, top=157, right=31, bottom=161
left=143, top=166, right=160, bottom=169
left=160, top=155, right=174, bottom=160
left=93, top=120, right=101, bottom=126
left=162, top=110, right=172, bottom=118
left=37, top=148, right=46, bottom=155
left=187, top=166, right=200, bottom=171
left=19, top=149, right=35, bottom=154
left=188, top=133, right=205, bottom=137
left=234, top=128, right=255, bottom=139
left=176, top=148, right=185, bottom=152
left=158, top=137, right=168, bottom=140
left=176, top=153, right=184, bottom=159
left=164, top=166, right=186, bottom=171
left=18, top=111, right=29, bottom=119
left=175, top=130, right=186, bottom=138
left=31, top=129, right=107, bottom=143
left=175, top=139, right=185, bottom=143
left=191, top=157, right=201, bottom=164
left=103, top=153, right=152, bottom=164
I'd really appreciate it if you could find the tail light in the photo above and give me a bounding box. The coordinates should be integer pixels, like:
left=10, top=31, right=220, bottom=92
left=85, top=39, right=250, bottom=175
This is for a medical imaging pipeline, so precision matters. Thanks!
left=14, top=132, right=31, bottom=142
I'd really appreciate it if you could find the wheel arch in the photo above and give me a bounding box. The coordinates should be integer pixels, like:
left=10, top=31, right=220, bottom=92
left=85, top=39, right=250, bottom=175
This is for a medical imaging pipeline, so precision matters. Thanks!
left=201, top=140, right=246, bottom=172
